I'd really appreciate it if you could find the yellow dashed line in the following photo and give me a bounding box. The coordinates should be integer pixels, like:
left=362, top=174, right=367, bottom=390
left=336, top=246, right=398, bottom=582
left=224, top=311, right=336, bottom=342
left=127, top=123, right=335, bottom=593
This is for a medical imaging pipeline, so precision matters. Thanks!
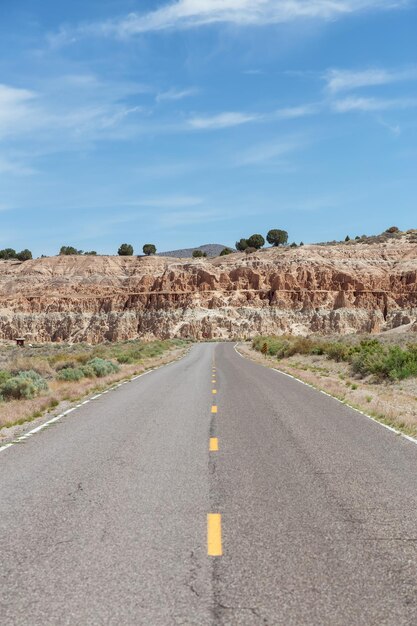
left=209, top=437, right=219, bottom=451
left=212, top=389, right=217, bottom=394
left=207, top=514, right=222, bottom=556
left=211, top=406, right=218, bottom=414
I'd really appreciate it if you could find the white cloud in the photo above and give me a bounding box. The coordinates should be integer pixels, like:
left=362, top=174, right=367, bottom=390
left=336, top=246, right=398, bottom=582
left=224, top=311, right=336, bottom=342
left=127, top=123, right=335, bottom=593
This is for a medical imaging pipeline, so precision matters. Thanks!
left=189, top=111, right=258, bottom=129
left=275, top=103, right=320, bottom=119
left=0, top=84, right=38, bottom=139
left=376, top=117, right=401, bottom=135
left=156, top=87, right=199, bottom=102
left=235, top=138, right=304, bottom=166
left=333, top=96, right=417, bottom=112
left=0, top=157, right=37, bottom=176
left=50, top=0, right=409, bottom=44
left=135, top=196, right=203, bottom=208
left=158, top=208, right=224, bottom=227
left=325, top=67, right=417, bottom=93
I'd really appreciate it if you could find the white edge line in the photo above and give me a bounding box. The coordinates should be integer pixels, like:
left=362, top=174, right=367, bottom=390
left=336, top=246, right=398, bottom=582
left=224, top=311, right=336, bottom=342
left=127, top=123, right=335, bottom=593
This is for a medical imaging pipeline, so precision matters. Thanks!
left=0, top=347, right=191, bottom=455
left=233, top=342, right=417, bottom=447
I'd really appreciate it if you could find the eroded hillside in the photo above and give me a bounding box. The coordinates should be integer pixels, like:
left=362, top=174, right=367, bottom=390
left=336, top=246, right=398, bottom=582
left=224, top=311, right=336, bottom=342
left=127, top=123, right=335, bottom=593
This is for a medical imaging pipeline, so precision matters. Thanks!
left=1, top=235, right=417, bottom=342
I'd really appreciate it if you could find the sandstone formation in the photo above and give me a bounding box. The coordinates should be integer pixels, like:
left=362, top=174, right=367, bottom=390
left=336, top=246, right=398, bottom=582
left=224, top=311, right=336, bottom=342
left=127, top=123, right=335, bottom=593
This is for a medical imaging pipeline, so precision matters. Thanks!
left=1, top=235, right=416, bottom=343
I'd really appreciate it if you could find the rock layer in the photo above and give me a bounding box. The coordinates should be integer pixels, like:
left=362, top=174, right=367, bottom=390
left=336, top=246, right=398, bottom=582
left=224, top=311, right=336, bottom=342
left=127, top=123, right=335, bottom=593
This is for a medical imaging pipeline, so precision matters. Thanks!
left=1, top=238, right=417, bottom=342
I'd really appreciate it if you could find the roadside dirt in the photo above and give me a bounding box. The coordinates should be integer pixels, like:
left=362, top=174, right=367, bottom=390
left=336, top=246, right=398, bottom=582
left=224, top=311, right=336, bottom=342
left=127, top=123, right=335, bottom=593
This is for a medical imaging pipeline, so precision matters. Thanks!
left=238, top=342, right=417, bottom=438
left=0, top=345, right=189, bottom=446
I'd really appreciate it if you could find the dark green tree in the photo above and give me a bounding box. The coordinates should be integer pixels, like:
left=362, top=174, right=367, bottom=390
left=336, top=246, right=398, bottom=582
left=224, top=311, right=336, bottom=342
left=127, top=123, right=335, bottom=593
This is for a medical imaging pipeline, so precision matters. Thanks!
left=143, top=244, right=157, bottom=256
left=59, top=246, right=79, bottom=255
left=345, top=235, right=350, bottom=242
left=266, top=229, right=288, bottom=247
left=118, top=243, right=134, bottom=256
left=219, top=247, right=233, bottom=256
left=235, top=238, right=249, bottom=252
left=0, top=248, right=17, bottom=259
left=192, top=250, right=207, bottom=258
left=290, top=242, right=298, bottom=248
left=244, top=246, right=257, bottom=254
left=17, top=249, right=32, bottom=261
left=299, top=242, right=304, bottom=246
left=247, top=234, right=265, bottom=250
left=84, top=251, right=97, bottom=255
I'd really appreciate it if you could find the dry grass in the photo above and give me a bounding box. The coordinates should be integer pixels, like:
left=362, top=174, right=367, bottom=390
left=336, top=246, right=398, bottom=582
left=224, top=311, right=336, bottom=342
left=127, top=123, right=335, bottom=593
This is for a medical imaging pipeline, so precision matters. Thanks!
left=239, top=342, right=417, bottom=438
left=0, top=339, right=188, bottom=436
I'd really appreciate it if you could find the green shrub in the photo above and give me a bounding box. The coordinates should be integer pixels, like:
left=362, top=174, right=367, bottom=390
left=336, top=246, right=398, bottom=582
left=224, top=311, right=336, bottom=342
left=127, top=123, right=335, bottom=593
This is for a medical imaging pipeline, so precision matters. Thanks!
left=80, top=364, right=96, bottom=378
left=57, top=367, right=85, bottom=382
left=0, top=370, right=11, bottom=384
left=87, top=358, right=119, bottom=377
left=1, top=370, right=48, bottom=400
left=116, top=354, right=134, bottom=364
left=323, top=342, right=351, bottom=362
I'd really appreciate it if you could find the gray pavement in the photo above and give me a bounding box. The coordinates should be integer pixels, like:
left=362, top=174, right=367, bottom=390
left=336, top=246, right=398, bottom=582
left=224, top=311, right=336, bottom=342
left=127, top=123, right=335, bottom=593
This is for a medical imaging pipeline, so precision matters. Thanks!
left=1, top=342, right=417, bottom=625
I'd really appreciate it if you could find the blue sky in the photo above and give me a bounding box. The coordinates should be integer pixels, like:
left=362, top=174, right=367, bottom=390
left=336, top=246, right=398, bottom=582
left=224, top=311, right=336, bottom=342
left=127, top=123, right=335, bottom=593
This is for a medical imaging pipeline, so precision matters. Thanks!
left=0, top=0, right=416, bottom=256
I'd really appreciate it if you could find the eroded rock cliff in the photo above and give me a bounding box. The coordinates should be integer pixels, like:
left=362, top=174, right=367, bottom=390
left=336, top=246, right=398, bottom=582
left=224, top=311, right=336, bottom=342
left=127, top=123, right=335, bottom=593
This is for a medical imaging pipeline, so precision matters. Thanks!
left=1, top=236, right=416, bottom=342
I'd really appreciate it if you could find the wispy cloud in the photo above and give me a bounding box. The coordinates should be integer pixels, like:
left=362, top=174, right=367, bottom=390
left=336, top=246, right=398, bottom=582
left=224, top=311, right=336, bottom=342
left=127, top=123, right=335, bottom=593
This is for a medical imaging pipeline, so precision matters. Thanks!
left=158, top=208, right=225, bottom=228
left=156, top=87, right=199, bottom=102
left=324, top=67, right=417, bottom=93
left=0, top=78, right=149, bottom=149
left=0, top=84, right=39, bottom=139
left=135, top=196, right=203, bottom=208
left=275, top=103, right=320, bottom=119
left=49, top=0, right=409, bottom=45
left=0, top=157, right=37, bottom=176
left=235, top=137, right=305, bottom=166
left=189, top=111, right=259, bottom=129
left=333, top=96, right=417, bottom=112
left=376, top=117, right=401, bottom=135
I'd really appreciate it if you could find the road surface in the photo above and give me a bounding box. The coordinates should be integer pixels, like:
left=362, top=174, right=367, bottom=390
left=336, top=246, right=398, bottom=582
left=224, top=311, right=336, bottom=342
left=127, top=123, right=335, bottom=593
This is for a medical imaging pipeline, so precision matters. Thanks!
left=2, top=342, right=417, bottom=625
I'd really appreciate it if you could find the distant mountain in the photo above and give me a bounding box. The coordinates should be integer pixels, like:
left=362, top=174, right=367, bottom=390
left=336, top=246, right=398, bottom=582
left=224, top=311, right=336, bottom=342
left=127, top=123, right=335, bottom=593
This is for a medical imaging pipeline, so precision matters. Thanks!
left=158, top=244, right=231, bottom=258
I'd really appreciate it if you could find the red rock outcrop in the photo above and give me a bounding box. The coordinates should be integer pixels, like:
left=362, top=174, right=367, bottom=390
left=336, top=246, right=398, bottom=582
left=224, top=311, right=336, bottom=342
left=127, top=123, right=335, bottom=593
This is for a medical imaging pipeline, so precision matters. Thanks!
left=1, top=237, right=416, bottom=342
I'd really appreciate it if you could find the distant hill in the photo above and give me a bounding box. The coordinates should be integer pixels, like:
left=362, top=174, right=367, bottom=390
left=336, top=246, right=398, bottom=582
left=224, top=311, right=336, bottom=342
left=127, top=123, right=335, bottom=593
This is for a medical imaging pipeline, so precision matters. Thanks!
left=158, top=243, right=231, bottom=258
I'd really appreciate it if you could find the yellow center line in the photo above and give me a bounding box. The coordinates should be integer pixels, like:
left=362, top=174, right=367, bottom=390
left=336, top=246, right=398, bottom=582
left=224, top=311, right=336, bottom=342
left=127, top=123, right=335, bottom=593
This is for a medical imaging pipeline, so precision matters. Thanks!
left=207, top=514, right=222, bottom=556
left=211, top=405, right=217, bottom=414
left=212, top=389, right=217, bottom=394
left=209, top=437, right=219, bottom=451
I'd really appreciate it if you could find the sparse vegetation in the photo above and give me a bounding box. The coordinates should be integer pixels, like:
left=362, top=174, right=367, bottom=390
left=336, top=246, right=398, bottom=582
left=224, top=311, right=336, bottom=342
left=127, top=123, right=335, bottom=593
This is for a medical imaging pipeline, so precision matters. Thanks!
left=0, top=339, right=188, bottom=431
left=60, top=246, right=82, bottom=255
left=219, top=247, right=234, bottom=256
left=252, top=336, right=417, bottom=382
left=0, top=248, right=33, bottom=261
left=59, top=247, right=96, bottom=256
left=192, top=250, right=207, bottom=258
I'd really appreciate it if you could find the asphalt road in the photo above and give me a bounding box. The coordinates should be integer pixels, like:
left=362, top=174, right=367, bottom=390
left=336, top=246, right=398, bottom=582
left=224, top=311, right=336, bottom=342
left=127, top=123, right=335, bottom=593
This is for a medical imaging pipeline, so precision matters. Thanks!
left=2, top=343, right=417, bottom=625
